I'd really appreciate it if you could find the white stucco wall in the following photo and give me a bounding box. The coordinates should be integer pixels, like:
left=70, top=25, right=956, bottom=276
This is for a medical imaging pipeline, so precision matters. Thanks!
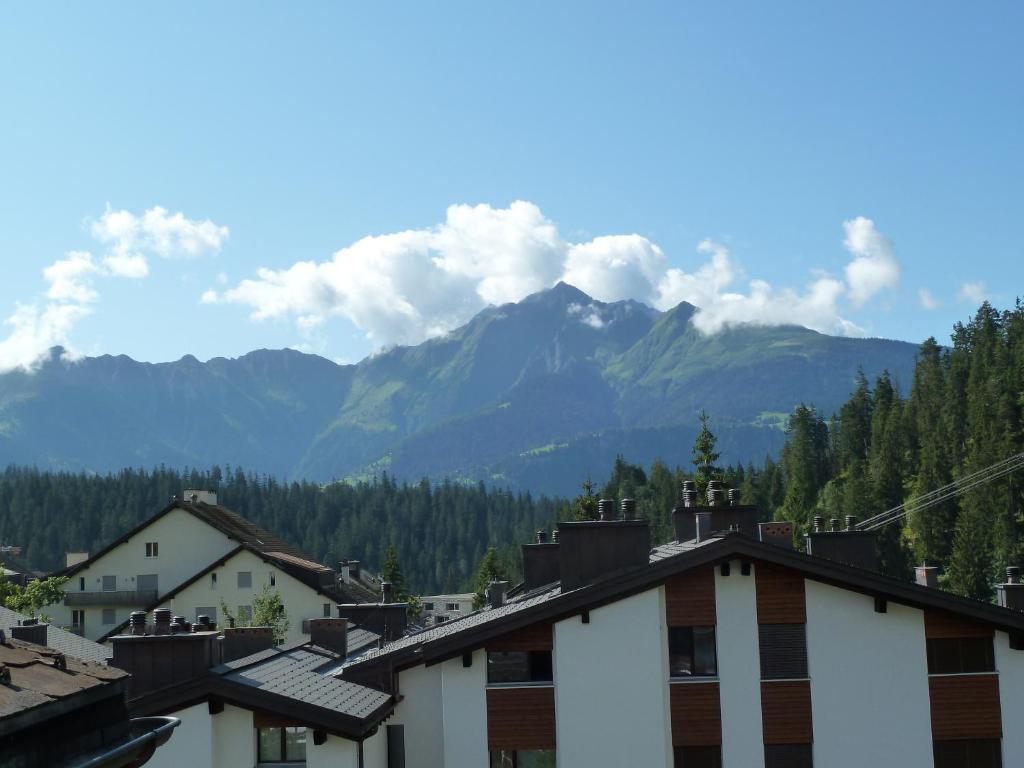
left=212, top=703, right=255, bottom=767
left=996, top=631, right=1023, bottom=764
left=441, top=649, right=488, bottom=767
left=307, top=733, right=360, bottom=768
left=715, top=559, right=765, bottom=768
left=55, top=508, right=237, bottom=639
left=554, top=586, right=672, bottom=768
left=363, top=726, right=389, bottom=768
left=146, top=702, right=212, bottom=768
left=805, top=580, right=933, bottom=767
left=158, top=548, right=333, bottom=644
left=392, top=663, right=445, bottom=768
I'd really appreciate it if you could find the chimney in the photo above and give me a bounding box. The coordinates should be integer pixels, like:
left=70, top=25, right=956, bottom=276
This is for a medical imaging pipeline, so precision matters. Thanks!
left=10, top=619, right=47, bottom=647
left=598, top=498, right=617, bottom=521
left=695, top=512, right=713, bottom=542
left=487, top=581, right=509, bottom=609
left=674, top=484, right=761, bottom=541
left=340, top=560, right=361, bottom=584
left=308, top=618, right=348, bottom=656
left=522, top=532, right=560, bottom=590
left=707, top=480, right=725, bottom=507
left=381, top=581, right=394, bottom=604
left=728, top=488, right=743, bottom=506
left=557, top=518, right=651, bottom=592
left=152, top=608, right=172, bottom=635
left=220, top=626, right=274, bottom=663
left=65, top=551, right=89, bottom=568
left=758, top=521, right=794, bottom=549
left=110, top=611, right=222, bottom=698
left=997, top=567, right=1024, bottom=612
left=337, top=603, right=409, bottom=642
left=182, top=489, right=217, bottom=505
left=915, top=564, right=939, bottom=588
left=620, top=498, right=637, bottom=519
left=805, top=525, right=878, bottom=572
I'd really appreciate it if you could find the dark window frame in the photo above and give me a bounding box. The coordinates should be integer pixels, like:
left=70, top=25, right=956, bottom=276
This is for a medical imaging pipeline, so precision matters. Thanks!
left=764, top=743, right=813, bottom=768
left=257, top=726, right=307, bottom=763
left=669, top=625, right=718, bottom=678
left=489, top=749, right=557, bottom=767
left=927, top=637, right=996, bottom=675
left=933, top=738, right=1002, bottom=768
left=674, top=744, right=722, bottom=768
left=486, top=650, right=554, bottom=684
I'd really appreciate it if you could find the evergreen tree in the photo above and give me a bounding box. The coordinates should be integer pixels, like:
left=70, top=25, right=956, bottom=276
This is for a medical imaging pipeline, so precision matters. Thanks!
left=381, top=544, right=409, bottom=601
left=471, top=547, right=505, bottom=610
left=692, top=410, right=722, bottom=494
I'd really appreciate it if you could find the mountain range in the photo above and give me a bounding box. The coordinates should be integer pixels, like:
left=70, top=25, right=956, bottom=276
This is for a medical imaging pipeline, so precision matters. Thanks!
left=0, top=283, right=920, bottom=496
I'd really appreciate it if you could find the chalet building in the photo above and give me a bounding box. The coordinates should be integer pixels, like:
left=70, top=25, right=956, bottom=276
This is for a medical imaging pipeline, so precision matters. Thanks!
left=50, top=491, right=377, bottom=644
left=0, top=627, right=179, bottom=767
left=105, top=485, right=1024, bottom=768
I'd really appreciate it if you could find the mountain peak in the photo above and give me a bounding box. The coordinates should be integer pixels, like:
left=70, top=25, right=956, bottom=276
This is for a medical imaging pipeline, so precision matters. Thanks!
left=523, top=281, right=593, bottom=307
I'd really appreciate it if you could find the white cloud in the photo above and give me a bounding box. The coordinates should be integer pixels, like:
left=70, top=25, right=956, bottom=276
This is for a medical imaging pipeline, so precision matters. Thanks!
left=215, top=203, right=900, bottom=347
left=918, top=288, right=940, bottom=310
left=957, top=281, right=987, bottom=305
left=842, top=216, right=901, bottom=307
left=0, top=205, right=227, bottom=373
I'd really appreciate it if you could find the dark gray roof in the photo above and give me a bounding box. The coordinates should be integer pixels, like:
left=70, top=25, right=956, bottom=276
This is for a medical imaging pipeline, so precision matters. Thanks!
left=346, top=627, right=382, bottom=655
left=0, top=607, right=112, bottom=664
left=218, top=646, right=391, bottom=720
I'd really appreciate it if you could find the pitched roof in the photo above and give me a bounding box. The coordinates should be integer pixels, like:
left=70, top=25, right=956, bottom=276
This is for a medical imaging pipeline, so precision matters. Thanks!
left=128, top=641, right=394, bottom=739
left=0, top=607, right=112, bottom=664
left=0, top=635, right=126, bottom=738
left=342, top=532, right=1024, bottom=674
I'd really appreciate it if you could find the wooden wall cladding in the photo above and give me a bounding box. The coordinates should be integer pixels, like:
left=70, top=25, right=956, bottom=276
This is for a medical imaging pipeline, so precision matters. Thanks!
left=670, top=682, right=722, bottom=746
left=486, top=686, right=556, bottom=750
left=486, top=622, right=553, bottom=652
left=761, top=681, right=813, bottom=745
left=665, top=567, right=716, bottom=626
left=924, top=610, right=994, bottom=639
left=928, top=675, right=1002, bottom=740
left=755, top=561, right=806, bottom=625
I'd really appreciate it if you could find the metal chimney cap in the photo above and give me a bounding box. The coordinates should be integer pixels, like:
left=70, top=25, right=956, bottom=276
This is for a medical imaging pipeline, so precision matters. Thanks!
left=536, top=529, right=548, bottom=543
left=812, top=516, right=825, bottom=533
left=598, top=498, right=616, bottom=521
left=845, top=515, right=858, bottom=531
left=1007, top=566, right=1021, bottom=584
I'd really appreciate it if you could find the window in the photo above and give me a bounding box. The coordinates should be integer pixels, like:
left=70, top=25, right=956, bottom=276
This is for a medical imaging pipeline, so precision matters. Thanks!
left=489, top=750, right=556, bottom=767
left=446, top=602, right=461, bottom=612
left=674, top=745, right=722, bottom=768
left=79, top=577, right=85, bottom=591
left=669, top=626, right=718, bottom=677
left=927, top=638, right=995, bottom=675
left=323, top=603, right=331, bottom=618
left=486, top=651, right=553, bottom=684
left=759, top=624, right=809, bottom=679
left=237, top=571, right=253, bottom=589
left=145, top=542, right=159, bottom=558
left=195, top=607, right=217, bottom=626
left=102, top=608, right=116, bottom=625
left=137, top=574, right=158, bottom=592
left=71, top=610, right=85, bottom=630
left=436, top=615, right=447, bottom=623
left=258, top=726, right=307, bottom=763
left=102, top=575, right=116, bottom=592
left=270, top=572, right=276, bottom=587
left=933, top=739, right=1002, bottom=768
left=424, top=602, right=435, bottom=611
left=211, top=572, right=217, bottom=588
left=765, top=744, right=813, bottom=768
left=238, top=605, right=253, bottom=624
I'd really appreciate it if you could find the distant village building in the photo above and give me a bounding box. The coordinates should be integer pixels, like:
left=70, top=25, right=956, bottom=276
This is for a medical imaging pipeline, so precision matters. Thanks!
left=49, top=491, right=378, bottom=644
left=96, top=484, right=1024, bottom=768
left=419, top=592, right=475, bottom=625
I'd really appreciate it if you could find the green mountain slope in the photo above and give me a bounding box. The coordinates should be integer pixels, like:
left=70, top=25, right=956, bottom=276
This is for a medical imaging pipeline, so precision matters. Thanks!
left=0, top=284, right=920, bottom=495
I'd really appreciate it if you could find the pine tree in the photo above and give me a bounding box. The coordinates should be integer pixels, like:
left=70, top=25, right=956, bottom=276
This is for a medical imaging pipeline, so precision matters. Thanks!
left=471, top=547, right=505, bottom=610
left=692, top=410, right=722, bottom=495
left=381, top=544, right=409, bottom=601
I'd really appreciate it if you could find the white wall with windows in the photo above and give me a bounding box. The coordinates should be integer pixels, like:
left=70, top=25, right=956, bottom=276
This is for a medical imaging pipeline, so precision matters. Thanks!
left=553, top=586, right=673, bottom=768
left=805, top=579, right=934, bottom=768
left=157, top=548, right=335, bottom=645
left=996, top=631, right=1023, bottom=764
left=144, top=702, right=214, bottom=768
left=390, top=663, right=444, bottom=768
left=52, top=508, right=237, bottom=639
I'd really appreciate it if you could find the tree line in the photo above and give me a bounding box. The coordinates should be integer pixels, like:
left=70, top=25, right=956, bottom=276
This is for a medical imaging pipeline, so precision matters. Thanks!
left=1, top=300, right=1021, bottom=602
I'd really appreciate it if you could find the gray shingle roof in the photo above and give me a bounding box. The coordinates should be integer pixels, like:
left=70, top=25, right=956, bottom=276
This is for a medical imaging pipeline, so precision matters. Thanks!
left=0, top=607, right=112, bottom=664
left=221, top=646, right=391, bottom=719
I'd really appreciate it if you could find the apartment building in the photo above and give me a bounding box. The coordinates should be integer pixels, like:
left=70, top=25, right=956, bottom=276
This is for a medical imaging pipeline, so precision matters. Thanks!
left=107, top=487, right=1024, bottom=768
left=50, top=491, right=377, bottom=644
left=420, top=592, right=475, bottom=625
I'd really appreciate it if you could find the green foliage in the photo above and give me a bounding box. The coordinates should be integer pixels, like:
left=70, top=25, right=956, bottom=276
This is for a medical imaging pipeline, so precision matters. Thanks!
left=472, top=547, right=505, bottom=610
left=252, top=585, right=290, bottom=644
left=0, top=570, right=68, bottom=619
left=380, top=545, right=409, bottom=601
left=691, top=411, right=721, bottom=494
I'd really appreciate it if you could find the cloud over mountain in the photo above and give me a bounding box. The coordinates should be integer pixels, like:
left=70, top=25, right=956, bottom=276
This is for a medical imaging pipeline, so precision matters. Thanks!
left=211, top=202, right=899, bottom=346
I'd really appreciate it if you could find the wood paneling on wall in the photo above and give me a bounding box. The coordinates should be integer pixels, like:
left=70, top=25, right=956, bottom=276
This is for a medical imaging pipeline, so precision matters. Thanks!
left=486, top=686, right=556, bottom=749
left=670, top=682, right=722, bottom=746
left=665, top=567, right=716, bottom=626
left=755, top=562, right=806, bottom=624
left=761, top=681, right=813, bottom=745
left=928, top=675, right=1002, bottom=740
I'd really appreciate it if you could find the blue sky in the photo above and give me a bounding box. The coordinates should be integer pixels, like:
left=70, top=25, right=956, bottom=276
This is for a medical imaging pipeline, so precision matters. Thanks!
left=0, top=2, right=1020, bottom=368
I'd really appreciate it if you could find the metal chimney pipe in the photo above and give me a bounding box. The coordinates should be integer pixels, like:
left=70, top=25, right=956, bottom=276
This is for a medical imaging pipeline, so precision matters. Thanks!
left=728, top=488, right=742, bottom=506
left=536, top=529, right=548, bottom=544
left=620, top=498, right=636, bottom=519
left=1008, top=567, right=1021, bottom=585
left=829, top=518, right=841, bottom=532
left=813, top=516, right=825, bottom=533
left=845, top=515, right=858, bottom=531
left=381, top=581, right=394, bottom=604
left=598, top=498, right=616, bottom=521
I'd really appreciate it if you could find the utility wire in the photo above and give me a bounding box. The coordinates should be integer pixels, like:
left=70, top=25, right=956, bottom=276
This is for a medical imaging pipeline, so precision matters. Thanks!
left=855, top=452, right=1024, bottom=532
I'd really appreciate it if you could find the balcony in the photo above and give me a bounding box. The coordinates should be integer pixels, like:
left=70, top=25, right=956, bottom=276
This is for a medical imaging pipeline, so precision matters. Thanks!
left=64, top=589, right=158, bottom=607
